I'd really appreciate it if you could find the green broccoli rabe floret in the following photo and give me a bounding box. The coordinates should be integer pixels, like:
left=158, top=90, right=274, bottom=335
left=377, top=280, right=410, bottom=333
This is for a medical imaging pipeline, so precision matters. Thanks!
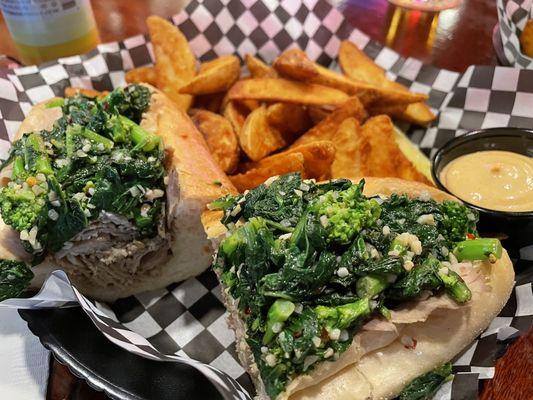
left=453, top=238, right=502, bottom=262
left=220, top=217, right=267, bottom=262
left=310, top=182, right=381, bottom=245
left=356, top=274, right=389, bottom=299
left=439, top=201, right=478, bottom=243
left=103, top=84, right=151, bottom=123
left=0, top=186, right=46, bottom=232
left=399, top=362, right=452, bottom=400
left=0, top=259, right=34, bottom=302
left=437, top=267, right=471, bottom=303
left=387, top=256, right=442, bottom=301
left=315, top=298, right=371, bottom=331
left=118, top=115, right=160, bottom=152
left=263, top=299, right=295, bottom=345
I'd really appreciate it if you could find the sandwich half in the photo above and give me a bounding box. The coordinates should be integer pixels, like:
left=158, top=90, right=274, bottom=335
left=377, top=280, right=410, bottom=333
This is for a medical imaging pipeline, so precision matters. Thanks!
left=0, top=83, right=235, bottom=301
left=202, top=173, right=514, bottom=400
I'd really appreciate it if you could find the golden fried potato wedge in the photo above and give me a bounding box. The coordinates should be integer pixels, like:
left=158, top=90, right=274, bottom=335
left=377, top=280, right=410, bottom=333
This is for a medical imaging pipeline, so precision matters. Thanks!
left=270, top=48, right=427, bottom=107
left=266, top=103, right=311, bottom=142
left=338, top=40, right=385, bottom=86
left=238, top=104, right=286, bottom=161
left=242, top=141, right=335, bottom=180
left=291, top=97, right=367, bottom=147
left=239, top=99, right=261, bottom=112
left=230, top=153, right=305, bottom=192
left=520, top=20, right=533, bottom=57
left=307, top=105, right=333, bottom=124
left=125, top=66, right=157, bottom=86
left=193, top=92, right=225, bottom=113
left=273, top=48, right=319, bottom=80
left=147, top=16, right=196, bottom=111
left=227, top=78, right=350, bottom=106
left=64, top=87, right=108, bottom=98
left=330, top=117, right=366, bottom=179
left=223, top=101, right=248, bottom=135
left=360, top=115, right=431, bottom=184
left=180, top=55, right=240, bottom=95
left=339, top=40, right=435, bottom=125
left=190, top=109, right=240, bottom=173
left=383, top=81, right=435, bottom=125
left=245, top=54, right=278, bottom=78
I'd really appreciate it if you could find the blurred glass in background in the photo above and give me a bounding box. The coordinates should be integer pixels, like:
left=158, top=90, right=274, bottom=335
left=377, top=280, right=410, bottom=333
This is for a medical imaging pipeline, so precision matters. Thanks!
left=0, top=0, right=100, bottom=65
left=388, top=0, right=462, bottom=11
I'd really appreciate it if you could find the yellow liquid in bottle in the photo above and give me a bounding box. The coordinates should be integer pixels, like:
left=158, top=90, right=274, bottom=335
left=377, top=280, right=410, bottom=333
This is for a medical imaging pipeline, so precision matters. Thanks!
left=0, top=0, right=100, bottom=65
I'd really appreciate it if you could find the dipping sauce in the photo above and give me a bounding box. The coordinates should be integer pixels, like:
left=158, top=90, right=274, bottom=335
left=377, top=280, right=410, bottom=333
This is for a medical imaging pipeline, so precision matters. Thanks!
left=440, top=150, right=533, bottom=212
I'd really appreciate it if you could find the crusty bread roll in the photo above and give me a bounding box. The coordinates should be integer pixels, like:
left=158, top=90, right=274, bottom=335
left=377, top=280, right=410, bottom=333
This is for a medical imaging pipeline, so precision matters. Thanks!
left=0, top=84, right=236, bottom=301
left=202, top=177, right=515, bottom=400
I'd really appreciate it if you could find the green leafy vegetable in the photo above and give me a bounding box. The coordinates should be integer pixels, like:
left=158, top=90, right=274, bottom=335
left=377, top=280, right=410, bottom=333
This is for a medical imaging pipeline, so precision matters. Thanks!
left=453, top=238, right=502, bottom=262
left=210, top=174, right=483, bottom=399
left=0, top=260, right=34, bottom=302
left=0, top=84, right=165, bottom=263
left=310, top=182, right=381, bottom=245
left=399, top=363, right=453, bottom=400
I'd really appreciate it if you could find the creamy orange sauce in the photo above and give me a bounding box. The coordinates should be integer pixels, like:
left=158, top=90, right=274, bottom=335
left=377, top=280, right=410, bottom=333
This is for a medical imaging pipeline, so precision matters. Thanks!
left=440, top=150, right=533, bottom=212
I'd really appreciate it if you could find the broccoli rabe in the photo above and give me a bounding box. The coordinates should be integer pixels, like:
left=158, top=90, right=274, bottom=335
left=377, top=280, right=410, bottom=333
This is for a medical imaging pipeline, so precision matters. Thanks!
left=315, top=298, right=371, bottom=331
left=310, top=182, right=381, bottom=245
left=399, top=363, right=452, bottom=400
left=209, top=174, right=487, bottom=399
left=0, top=185, right=46, bottom=233
left=0, top=84, right=164, bottom=265
left=0, top=260, right=34, bottom=302
left=103, top=84, right=151, bottom=123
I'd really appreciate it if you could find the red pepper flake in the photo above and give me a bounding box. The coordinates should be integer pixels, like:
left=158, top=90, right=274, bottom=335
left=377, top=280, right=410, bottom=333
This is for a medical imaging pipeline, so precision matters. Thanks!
left=244, top=307, right=251, bottom=315
left=320, top=328, right=330, bottom=341
left=466, top=233, right=476, bottom=240
left=293, top=331, right=302, bottom=338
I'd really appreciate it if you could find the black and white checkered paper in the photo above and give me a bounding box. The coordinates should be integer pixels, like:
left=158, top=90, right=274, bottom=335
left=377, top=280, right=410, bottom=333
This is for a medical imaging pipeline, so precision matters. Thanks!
left=0, top=1, right=532, bottom=399
left=497, top=0, right=533, bottom=68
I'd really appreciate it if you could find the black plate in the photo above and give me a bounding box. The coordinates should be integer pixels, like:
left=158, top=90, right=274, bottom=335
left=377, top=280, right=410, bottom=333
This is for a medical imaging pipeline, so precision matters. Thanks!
left=19, top=307, right=222, bottom=400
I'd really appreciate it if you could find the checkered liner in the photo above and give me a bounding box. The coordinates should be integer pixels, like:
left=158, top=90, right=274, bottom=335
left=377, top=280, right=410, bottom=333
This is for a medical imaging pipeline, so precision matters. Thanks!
left=0, top=0, right=532, bottom=399
left=497, top=0, right=533, bottom=68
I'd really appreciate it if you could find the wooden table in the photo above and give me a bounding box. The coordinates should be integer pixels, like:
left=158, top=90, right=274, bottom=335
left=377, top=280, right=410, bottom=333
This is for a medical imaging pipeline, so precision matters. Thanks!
left=0, top=0, right=531, bottom=399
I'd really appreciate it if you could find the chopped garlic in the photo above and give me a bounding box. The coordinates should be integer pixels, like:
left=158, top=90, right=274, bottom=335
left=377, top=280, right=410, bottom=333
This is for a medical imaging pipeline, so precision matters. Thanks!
left=416, top=214, right=436, bottom=225
left=336, top=267, right=350, bottom=278
left=265, top=354, right=277, bottom=367
left=323, top=348, right=334, bottom=358
left=48, top=209, right=59, bottom=221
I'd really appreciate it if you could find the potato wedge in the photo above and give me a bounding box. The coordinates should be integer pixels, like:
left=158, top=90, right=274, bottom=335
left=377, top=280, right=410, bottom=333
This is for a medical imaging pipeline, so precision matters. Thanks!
left=383, top=81, right=435, bottom=125
left=242, top=141, right=335, bottom=180
left=307, top=105, right=332, bottom=124
left=230, top=152, right=305, bottom=192
left=238, top=105, right=286, bottom=161
left=239, top=99, right=261, bottom=112
left=223, top=101, right=248, bottom=134
left=330, top=118, right=366, bottom=179
left=227, top=78, right=350, bottom=106
left=64, top=87, right=108, bottom=98
left=338, top=40, right=385, bottom=86
left=180, top=55, right=240, bottom=95
left=245, top=54, right=278, bottom=78
left=190, top=109, right=240, bottom=173
left=359, top=115, right=431, bottom=184
left=273, top=48, right=319, bottom=81
left=339, top=40, right=435, bottom=125
left=291, top=97, right=367, bottom=147
left=147, top=16, right=196, bottom=111
left=266, top=103, right=311, bottom=142
left=269, top=48, right=427, bottom=107
left=125, top=66, right=157, bottom=86
left=193, top=92, right=225, bottom=113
